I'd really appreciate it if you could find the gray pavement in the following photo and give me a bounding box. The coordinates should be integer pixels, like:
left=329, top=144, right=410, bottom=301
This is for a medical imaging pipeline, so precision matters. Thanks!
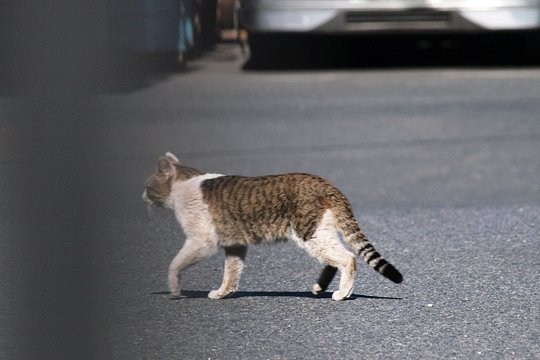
left=2, top=43, right=540, bottom=359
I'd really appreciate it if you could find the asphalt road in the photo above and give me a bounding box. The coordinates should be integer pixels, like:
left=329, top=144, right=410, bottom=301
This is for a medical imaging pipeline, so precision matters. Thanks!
left=2, top=43, right=540, bottom=359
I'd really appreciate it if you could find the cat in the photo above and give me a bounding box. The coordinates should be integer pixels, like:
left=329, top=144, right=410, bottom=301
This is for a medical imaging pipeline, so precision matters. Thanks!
left=143, top=152, right=403, bottom=301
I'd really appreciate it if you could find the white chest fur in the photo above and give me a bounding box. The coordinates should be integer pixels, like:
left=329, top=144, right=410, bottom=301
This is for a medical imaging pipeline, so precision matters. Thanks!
left=170, top=173, right=224, bottom=240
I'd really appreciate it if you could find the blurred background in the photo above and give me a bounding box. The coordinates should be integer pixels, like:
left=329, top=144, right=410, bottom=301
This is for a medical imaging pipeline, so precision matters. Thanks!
left=1, top=1, right=539, bottom=359
left=4, top=0, right=539, bottom=94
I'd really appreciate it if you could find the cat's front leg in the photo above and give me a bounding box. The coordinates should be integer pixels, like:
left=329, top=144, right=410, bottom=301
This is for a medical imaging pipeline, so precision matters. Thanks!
left=168, top=238, right=216, bottom=298
left=208, top=245, right=247, bottom=299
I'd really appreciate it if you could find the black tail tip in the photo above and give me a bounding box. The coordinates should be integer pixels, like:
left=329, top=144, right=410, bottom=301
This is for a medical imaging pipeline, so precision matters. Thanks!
left=382, top=264, right=403, bottom=284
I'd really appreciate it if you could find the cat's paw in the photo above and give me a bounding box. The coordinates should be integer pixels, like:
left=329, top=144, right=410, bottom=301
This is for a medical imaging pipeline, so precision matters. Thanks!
left=312, top=283, right=324, bottom=295
left=170, top=291, right=182, bottom=300
left=169, top=284, right=181, bottom=299
left=332, top=290, right=352, bottom=301
left=208, top=289, right=236, bottom=299
left=208, top=290, right=226, bottom=299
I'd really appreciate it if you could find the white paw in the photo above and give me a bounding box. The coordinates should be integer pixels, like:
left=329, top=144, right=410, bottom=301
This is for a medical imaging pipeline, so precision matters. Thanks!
left=208, top=288, right=236, bottom=299
left=312, top=283, right=324, bottom=295
left=332, top=290, right=351, bottom=301
left=169, top=276, right=180, bottom=297
left=170, top=290, right=182, bottom=299
left=208, top=290, right=224, bottom=299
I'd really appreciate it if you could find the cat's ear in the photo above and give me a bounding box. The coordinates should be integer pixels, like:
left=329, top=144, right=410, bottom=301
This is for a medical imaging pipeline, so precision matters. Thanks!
left=157, top=156, right=176, bottom=178
left=165, top=152, right=180, bottom=164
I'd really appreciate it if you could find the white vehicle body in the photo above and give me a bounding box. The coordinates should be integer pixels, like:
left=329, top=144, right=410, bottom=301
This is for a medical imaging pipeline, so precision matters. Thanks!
left=240, top=0, right=540, bottom=34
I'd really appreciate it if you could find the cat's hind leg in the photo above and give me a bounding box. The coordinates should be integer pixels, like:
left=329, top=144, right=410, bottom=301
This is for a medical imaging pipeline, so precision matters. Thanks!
left=208, top=245, right=247, bottom=299
left=306, top=241, right=356, bottom=301
left=312, top=265, right=338, bottom=295
left=168, top=238, right=217, bottom=298
left=301, top=211, right=356, bottom=301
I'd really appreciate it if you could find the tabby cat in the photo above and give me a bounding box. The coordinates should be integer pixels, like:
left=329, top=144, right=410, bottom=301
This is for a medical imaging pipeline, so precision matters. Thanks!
left=143, top=152, right=402, bottom=301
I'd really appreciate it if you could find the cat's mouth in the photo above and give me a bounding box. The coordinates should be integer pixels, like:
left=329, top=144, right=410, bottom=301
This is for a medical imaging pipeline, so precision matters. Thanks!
left=142, top=190, right=155, bottom=207
left=142, top=190, right=165, bottom=209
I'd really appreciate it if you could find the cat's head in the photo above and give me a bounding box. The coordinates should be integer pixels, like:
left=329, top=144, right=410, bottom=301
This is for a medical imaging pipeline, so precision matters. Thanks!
left=142, top=152, right=202, bottom=208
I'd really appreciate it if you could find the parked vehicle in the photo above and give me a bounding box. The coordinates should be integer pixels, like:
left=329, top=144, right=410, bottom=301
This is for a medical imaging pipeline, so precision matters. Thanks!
left=240, top=0, right=540, bottom=34
left=240, top=0, right=540, bottom=63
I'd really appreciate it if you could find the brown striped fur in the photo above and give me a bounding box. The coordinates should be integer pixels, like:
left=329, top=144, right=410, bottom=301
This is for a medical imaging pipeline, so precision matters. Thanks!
left=143, top=152, right=402, bottom=301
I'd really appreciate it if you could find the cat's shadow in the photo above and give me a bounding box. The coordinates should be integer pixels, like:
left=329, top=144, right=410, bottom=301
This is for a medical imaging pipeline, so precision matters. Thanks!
left=151, top=290, right=402, bottom=301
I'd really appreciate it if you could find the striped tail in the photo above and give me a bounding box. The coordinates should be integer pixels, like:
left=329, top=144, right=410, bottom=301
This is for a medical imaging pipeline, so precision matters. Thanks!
left=325, top=186, right=403, bottom=283
left=354, top=236, right=403, bottom=283
left=335, top=208, right=403, bottom=283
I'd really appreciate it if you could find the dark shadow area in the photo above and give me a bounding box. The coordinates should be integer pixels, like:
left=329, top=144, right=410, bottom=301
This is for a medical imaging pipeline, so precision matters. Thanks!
left=243, top=31, right=540, bottom=70
left=151, top=290, right=403, bottom=301
left=0, top=0, right=221, bottom=97
left=89, top=52, right=198, bottom=95
left=0, top=50, right=205, bottom=97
